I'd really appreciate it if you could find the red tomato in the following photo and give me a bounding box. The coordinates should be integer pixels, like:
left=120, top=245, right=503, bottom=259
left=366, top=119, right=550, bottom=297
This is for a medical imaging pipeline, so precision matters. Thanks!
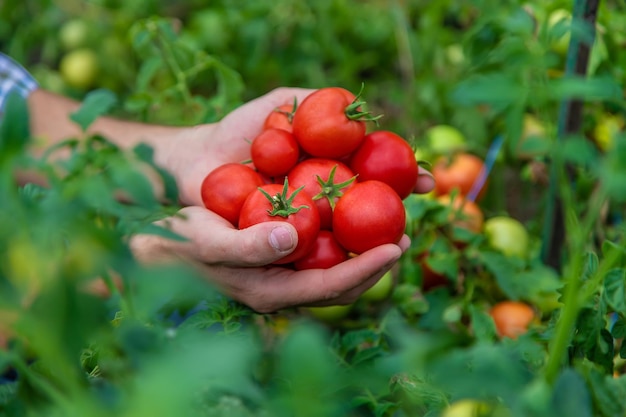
left=263, top=102, right=296, bottom=133
left=292, top=87, right=369, bottom=159
left=293, top=230, right=349, bottom=270
left=433, top=153, right=487, bottom=200
left=349, top=130, right=418, bottom=200
left=239, top=181, right=320, bottom=264
left=200, top=163, right=265, bottom=227
left=489, top=301, right=535, bottom=339
left=251, top=128, right=300, bottom=178
left=287, top=158, right=357, bottom=230
left=332, top=180, right=406, bottom=254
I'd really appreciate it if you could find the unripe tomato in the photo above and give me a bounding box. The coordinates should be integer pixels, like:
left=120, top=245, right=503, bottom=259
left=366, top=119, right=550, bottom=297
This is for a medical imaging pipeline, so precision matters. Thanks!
left=59, top=18, right=91, bottom=50
left=437, top=194, right=484, bottom=235
left=425, top=124, right=467, bottom=156
left=59, top=48, right=99, bottom=89
left=360, top=270, right=394, bottom=302
left=489, top=301, right=535, bottom=339
left=433, top=153, right=487, bottom=200
left=484, top=216, right=530, bottom=258
left=305, top=304, right=353, bottom=323
left=441, top=399, right=492, bottom=417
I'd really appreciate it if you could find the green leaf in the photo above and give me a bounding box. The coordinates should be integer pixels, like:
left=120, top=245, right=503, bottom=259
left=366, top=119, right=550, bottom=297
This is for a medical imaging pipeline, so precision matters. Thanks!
left=70, top=89, right=118, bottom=132
left=133, top=143, right=179, bottom=203
left=551, top=369, right=593, bottom=417
left=0, top=92, right=30, bottom=160
left=559, top=135, right=600, bottom=166
left=603, top=269, right=626, bottom=314
left=450, top=73, right=525, bottom=108
left=545, top=76, right=622, bottom=102
left=468, top=304, right=497, bottom=342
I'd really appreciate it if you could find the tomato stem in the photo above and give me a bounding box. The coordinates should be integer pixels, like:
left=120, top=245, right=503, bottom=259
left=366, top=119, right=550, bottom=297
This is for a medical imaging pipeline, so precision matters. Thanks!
left=312, top=164, right=357, bottom=210
left=258, top=177, right=309, bottom=217
left=273, top=96, right=298, bottom=123
left=344, top=83, right=383, bottom=125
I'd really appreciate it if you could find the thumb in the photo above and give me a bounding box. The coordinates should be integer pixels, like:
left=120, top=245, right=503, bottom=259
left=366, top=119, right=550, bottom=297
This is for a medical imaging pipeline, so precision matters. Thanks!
left=162, top=207, right=299, bottom=267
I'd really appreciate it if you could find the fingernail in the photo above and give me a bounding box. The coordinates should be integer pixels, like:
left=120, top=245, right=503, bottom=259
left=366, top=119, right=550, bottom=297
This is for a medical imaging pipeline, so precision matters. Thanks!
left=269, top=226, right=295, bottom=252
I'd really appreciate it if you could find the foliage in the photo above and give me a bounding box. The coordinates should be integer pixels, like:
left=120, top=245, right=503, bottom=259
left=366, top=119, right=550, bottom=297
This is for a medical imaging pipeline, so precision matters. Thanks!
left=1, top=1, right=626, bottom=416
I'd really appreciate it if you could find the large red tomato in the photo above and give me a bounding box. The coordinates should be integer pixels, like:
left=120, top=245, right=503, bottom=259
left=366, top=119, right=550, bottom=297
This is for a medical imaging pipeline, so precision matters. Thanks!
left=293, top=230, right=349, bottom=270
left=287, top=158, right=357, bottom=230
left=263, top=102, right=296, bottom=133
left=200, top=163, right=265, bottom=227
left=292, top=87, right=369, bottom=159
left=250, top=128, right=300, bottom=178
left=332, top=180, right=406, bottom=254
left=349, top=130, right=418, bottom=200
left=238, top=181, right=320, bottom=264
left=433, top=153, right=487, bottom=200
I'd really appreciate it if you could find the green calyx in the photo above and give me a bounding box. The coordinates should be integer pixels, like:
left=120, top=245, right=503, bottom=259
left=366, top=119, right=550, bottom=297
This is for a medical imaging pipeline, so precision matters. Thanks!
left=344, top=83, right=383, bottom=125
left=259, top=177, right=309, bottom=217
left=313, top=164, right=358, bottom=210
left=273, top=96, right=298, bottom=123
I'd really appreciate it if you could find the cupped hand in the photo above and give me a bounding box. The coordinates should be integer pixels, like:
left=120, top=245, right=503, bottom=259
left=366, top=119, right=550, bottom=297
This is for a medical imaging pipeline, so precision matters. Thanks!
left=130, top=206, right=410, bottom=313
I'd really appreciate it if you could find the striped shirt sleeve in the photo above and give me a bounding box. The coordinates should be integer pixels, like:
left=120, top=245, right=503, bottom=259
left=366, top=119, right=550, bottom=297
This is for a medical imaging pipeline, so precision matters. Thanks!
left=0, top=52, right=38, bottom=116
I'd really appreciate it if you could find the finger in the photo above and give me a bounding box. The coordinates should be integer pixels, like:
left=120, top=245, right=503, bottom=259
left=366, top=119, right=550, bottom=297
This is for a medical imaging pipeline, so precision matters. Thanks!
left=168, top=207, right=299, bottom=267
left=225, top=243, right=403, bottom=313
left=414, top=166, right=435, bottom=194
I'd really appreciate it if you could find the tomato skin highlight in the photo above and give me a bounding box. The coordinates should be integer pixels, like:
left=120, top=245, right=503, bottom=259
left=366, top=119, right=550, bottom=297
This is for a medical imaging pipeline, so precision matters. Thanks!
left=433, top=153, right=487, bottom=200
left=251, top=128, right=300, bottom=178
left=292, top=87, right=367, bottom=159
left=263, top=103, right=296, bottom=133
left=238, top=183, right=320, bottom=265
left=293, top=230, right=349, bottom=270
left=287, top=158, right=356, bottom=230
left=201, top=163, right=265, bottom=227
left=332, top=180, right=406, bottom=254
left=349, top=130, right=418, bottom=200
left=489, top=301, right=535, bottom=339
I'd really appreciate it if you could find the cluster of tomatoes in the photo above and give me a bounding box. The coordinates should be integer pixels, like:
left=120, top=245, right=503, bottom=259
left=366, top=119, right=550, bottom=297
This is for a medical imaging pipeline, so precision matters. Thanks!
left=200, top=86, right=419, bottom=270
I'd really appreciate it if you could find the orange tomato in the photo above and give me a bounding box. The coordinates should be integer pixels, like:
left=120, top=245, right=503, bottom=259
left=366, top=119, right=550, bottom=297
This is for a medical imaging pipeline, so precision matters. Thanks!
left=489, top=301, right=535, bottom=339
left=433, top=153, right=487, bottom=200
left=437, top=194, right=484, bottom=234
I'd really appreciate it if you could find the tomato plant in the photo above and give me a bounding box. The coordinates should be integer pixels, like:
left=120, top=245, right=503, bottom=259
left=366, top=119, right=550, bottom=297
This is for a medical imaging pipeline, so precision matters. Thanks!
left=250, top=128, right=300, bottom=178
left=200, top=163, right=265, bottom=227
left=293, top=230, right=349, bottom=270
left=287, top=158, right=356, bottom=230
left=433, top=153, right=487, bottom=200
left=436, top=193, right=484, bottom=235
left=332, top=180, right=406, bottom=254
left=348, top=130, right=418, bottom=200
left=291, top=87, right=377, bottom=159
left=238, top=179, right=320, bottom=264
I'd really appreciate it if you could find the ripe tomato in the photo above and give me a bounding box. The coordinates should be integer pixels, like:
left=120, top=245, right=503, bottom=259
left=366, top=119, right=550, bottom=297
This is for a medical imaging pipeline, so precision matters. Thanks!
left=263, top=102, right=297, bottom=133
left=287, top=158, right=356, bottom=230
left=436, top=194, right=484, bottom=235
left=239, top=180, right=320, bottom=264
left=293, top=230, right=349, bottom=270
left=201, top=163, right=265, bottom=227
left=489, top=301, right=535, bottom=339
left=332, top=180, right=406, bottom=254
left=292, top=87, right=370, bottom=159
left=250, top=128, right=300, bottom=178
left=349, top=130, right=418, bottom=200
left=433, top=153, right=487, bottom=200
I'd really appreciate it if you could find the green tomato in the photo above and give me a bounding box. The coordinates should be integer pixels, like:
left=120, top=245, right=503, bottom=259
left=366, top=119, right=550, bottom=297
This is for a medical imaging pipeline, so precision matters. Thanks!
left=59, top=48, right=99, bottom=90
left=548, top=9, right=572, bottom=56
left=442, top=400, right=491, bottom=417
left=361, top=271, right=394, bottom=302
left=425, top=125, right=467, bottom=156
left=484, top=216, right=530, bottom=258
left=593, top=114, right=624, bottom=152
left=305, top=304, right=353, bottom=323
left=59, top=19, right=91, bottom=51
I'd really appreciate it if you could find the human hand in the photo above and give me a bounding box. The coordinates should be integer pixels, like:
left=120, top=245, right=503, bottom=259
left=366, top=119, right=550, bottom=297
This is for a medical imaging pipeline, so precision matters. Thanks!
left=130, top=206, right=411, bottom=313
left=135, top=87, right=435, bottom=312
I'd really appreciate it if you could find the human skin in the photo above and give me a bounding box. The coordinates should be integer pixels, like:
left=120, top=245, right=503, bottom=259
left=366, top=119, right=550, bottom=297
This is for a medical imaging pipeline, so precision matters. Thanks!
left=23, top=87, right=436, bottom=313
